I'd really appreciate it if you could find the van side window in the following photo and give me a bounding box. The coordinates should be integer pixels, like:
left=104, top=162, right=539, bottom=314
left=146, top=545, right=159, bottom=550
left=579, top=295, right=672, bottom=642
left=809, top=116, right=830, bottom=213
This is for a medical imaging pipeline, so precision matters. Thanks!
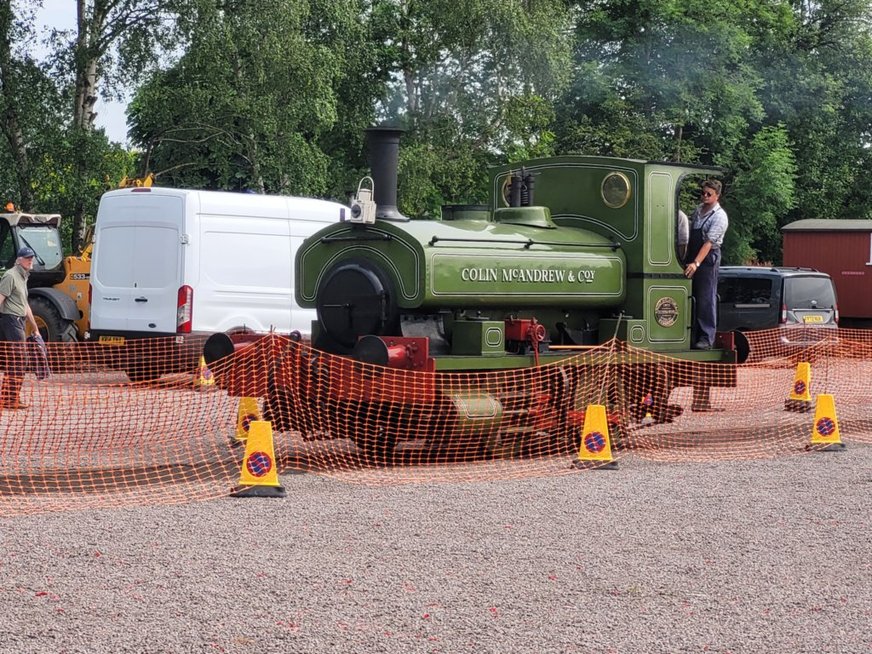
left=719, top=277, right=773, bottom=306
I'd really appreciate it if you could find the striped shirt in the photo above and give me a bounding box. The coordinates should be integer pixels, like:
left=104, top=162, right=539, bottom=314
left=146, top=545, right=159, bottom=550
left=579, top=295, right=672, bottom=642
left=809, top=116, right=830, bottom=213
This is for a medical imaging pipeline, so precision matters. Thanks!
left=690, top=202, right=728, bottom=248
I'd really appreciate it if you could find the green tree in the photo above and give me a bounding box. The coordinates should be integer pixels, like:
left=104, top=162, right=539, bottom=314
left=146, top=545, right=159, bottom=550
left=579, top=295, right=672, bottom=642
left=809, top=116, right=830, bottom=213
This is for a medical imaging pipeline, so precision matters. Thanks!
left=128, top=0, right=380, bottom=198
left=0, top=0, right=39, bottom=209
left=0, top=1, right=133, bottom=249
left=371, top=0, right=573, bottom=216
left=557, top=0, right=768, bottom=163
left=727, top=125, right=797, bottom=264
left=757, top=0, right=872, bottom=224
left=557, top=0, right=872, bottom=262
left=38, top=0, right=189, bottom=249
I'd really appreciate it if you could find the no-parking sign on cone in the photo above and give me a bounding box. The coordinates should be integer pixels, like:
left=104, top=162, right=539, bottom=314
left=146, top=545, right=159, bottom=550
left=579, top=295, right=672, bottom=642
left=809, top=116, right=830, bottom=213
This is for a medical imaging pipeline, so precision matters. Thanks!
left=235, top=397, right=262, bottom=443
left=785, top=361, right=813, bottom=412
left=193, top=356, right=215, bottom=390
left=571, top=404, right=617, bottom=470
left=231, top=420, right=286, bottom=498
left=807, top=393, right=846, bottom=452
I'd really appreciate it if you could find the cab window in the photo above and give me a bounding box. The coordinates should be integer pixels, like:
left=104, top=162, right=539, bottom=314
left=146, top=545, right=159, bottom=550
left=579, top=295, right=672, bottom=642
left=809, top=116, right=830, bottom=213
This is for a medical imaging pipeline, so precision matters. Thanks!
left=16, top=226, right=63, bottom=270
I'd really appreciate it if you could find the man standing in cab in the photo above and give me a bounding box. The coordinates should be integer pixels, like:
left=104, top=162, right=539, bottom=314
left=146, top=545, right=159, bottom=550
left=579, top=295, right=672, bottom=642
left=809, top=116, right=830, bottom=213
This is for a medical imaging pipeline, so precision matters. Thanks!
left=0, top=247, right=41, bottom=408
left=684, top=180, right=729, bottom=350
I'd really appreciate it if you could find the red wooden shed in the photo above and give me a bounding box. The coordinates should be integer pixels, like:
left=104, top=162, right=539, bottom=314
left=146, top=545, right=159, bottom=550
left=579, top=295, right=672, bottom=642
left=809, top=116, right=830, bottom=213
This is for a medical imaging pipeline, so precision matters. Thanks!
left=782, top=219, right=872, bottom=326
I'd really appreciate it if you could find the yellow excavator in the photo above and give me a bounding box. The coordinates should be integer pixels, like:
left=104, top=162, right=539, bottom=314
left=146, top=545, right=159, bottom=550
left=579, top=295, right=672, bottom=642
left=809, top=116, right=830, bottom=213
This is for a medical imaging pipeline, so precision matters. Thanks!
left=0, top=205, right=92, bottom=341
left=1, top=175, right=154, bottom=341
left=117, top=173, right=154, bottom=189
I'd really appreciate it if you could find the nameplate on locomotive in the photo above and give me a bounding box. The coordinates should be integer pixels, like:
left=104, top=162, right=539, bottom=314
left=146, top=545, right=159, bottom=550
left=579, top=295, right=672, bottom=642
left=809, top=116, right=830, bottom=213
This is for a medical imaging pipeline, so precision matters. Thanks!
left=460, top=267, right=595, bottom=284
left=430, top=253, right=624, bottom=298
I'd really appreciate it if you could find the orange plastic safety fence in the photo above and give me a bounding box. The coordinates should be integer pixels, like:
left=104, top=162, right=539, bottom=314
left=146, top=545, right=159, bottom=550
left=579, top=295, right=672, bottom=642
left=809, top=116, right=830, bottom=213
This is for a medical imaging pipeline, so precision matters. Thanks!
left=0, top=328, right=869, bottom=515
left=0, top=336, right=237, bottom=516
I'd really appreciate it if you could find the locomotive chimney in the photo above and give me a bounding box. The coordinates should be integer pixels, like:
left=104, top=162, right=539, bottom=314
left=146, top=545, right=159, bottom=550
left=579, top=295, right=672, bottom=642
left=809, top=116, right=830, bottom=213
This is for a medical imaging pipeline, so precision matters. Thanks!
left=365, top=126, right=408, bottom=222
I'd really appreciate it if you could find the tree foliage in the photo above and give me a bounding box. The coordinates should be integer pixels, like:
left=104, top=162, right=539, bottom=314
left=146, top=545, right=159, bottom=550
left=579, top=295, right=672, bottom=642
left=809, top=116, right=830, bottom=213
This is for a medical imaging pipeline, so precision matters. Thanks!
left=728, top=125, right=797, bottom=264
left=371, top=0, right=573, bottom=216
left=128, top=0, right=378, bottom=197
left=0, top=1, right=135, bottom=251
left=1, top=0, right=871, bottom=261
left=33, top=0, right=189, bottom=249
left=554, top=0, right=872, bottom=263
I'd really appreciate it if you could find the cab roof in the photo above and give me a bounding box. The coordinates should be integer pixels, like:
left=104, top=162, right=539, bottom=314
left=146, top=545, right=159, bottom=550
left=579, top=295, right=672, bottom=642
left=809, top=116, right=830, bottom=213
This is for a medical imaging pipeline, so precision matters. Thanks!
left=0, top=212, right=61, bottom=227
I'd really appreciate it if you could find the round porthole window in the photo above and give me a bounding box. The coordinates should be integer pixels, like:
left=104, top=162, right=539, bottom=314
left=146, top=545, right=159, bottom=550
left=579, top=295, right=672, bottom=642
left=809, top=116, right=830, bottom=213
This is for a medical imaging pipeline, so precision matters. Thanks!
left=601, top=172, right=631, bottom=209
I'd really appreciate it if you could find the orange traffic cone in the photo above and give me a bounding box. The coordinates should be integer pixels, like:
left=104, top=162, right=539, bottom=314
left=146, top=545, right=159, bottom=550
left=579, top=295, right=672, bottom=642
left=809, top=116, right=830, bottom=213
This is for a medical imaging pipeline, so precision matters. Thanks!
left=571, top=404, right=617, bottom=470
left=806, top=393, right=846, bottom=452
left=230, top=420, right=286, bottom=497
left=785, top=362, right=812, bottom=412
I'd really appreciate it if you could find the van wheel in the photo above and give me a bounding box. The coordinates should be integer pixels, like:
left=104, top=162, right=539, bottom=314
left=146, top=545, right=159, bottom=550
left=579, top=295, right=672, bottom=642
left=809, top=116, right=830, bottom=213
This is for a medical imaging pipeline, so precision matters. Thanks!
left=29, top=297, right=78, bottom=343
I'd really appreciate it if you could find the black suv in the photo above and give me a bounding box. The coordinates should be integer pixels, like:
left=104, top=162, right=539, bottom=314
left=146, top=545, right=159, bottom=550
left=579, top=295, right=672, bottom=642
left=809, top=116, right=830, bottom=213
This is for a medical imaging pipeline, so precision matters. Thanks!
left=717, top=267, right=838, bottom=344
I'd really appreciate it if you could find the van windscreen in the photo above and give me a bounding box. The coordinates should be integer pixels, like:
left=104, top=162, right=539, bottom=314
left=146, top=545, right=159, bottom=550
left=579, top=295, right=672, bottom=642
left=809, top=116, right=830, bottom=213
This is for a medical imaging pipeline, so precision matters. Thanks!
left=784, top=277, right=836, bottom=308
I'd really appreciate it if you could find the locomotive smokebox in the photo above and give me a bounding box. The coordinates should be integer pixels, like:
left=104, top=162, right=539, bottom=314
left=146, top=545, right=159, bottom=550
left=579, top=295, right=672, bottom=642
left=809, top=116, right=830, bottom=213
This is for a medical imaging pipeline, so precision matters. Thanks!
left=366, top=126, right=408, bottom=222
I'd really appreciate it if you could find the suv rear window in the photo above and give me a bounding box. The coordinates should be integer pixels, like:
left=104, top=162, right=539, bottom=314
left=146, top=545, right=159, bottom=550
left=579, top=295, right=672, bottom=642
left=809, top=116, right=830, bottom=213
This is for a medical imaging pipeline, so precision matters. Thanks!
left=784, top=276, right=836, bottom=308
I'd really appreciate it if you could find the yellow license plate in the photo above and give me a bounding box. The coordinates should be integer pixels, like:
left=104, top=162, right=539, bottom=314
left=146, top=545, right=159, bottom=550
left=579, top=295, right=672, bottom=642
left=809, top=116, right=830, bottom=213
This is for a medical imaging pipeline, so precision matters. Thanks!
left=803, top=315, right=824, bottom=324
left=98, top=335, right=126, bottom=346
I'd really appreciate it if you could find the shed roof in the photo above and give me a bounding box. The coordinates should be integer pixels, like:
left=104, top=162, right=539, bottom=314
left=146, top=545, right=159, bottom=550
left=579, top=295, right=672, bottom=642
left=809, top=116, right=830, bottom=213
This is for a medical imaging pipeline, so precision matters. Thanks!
left=782, top=219, right=872, bottom=232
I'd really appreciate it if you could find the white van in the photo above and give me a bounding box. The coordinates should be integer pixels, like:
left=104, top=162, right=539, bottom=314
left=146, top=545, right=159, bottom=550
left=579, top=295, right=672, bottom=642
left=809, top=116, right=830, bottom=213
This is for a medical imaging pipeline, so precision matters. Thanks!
left=89, top=187, right=346, bottom=380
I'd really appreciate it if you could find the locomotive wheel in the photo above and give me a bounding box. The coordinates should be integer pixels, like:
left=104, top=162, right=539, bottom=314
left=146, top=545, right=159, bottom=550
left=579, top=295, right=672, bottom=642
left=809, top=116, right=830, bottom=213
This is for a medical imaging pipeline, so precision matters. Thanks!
left=29, top=296, right=77, bottom=343
left=263, top=367, right=296, bottom=433
left=348, top=402, right=399, bottom=465
left=352, top=426, right=398, bottom=465
left=542, top=366, right=577, bottom=456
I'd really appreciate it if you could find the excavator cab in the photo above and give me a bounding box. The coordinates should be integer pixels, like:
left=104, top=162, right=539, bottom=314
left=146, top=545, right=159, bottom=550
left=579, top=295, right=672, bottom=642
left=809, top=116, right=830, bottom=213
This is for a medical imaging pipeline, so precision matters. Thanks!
left=0, top=209, right=81, bottom=341
left=0, top=213, right=65, bottom=280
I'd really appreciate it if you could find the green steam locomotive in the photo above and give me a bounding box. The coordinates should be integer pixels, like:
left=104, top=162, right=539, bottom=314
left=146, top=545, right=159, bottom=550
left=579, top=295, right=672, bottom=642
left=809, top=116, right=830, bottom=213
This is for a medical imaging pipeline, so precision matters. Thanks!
left=297, top=128, right=740, bottom=366
left=209, top=128, right=744, bottom=456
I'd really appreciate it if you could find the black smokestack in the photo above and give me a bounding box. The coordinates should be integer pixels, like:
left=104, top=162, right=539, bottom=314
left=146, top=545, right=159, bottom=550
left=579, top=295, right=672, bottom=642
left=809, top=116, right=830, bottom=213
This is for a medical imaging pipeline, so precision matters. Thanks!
left=365, top=126, right=408, bottom=222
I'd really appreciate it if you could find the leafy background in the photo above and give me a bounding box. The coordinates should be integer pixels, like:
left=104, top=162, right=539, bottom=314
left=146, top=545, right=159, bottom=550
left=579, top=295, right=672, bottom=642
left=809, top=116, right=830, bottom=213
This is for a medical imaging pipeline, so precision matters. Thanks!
left=2, top=0, right=871, bottom=265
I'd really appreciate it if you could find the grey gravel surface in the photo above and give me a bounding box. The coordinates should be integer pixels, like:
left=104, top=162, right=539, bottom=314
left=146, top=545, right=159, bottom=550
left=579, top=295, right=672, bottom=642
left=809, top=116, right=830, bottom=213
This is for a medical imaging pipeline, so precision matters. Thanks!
left=1, top=447, right=870, bottom=654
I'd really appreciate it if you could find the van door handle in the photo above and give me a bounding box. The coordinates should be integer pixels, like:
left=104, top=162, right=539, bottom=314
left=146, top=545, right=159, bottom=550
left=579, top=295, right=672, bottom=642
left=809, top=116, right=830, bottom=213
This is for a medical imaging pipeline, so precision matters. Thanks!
left=134, top=297, right=148, bottom=303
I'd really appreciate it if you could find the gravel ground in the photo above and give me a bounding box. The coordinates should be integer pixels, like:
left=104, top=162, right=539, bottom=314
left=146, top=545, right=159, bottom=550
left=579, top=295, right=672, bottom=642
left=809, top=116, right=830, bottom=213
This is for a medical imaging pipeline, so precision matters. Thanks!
left=1, top=446, right=870, bottom=654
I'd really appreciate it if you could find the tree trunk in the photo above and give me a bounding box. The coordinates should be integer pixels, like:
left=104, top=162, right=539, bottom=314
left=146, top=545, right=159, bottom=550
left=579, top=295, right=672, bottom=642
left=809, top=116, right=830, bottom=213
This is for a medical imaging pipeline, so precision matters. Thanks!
left=247, top=135, right=265, bottom=193
left=0, top=0, right=33, bottom=209
left=73, top=0, right=103, bottom=131
left=70, top=0, right=109, bottom=251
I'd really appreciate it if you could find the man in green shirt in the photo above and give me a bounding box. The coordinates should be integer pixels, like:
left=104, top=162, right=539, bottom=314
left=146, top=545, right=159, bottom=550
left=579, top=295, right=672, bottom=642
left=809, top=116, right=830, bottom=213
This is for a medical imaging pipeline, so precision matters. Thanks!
left=0, top=247, right=40, bottom=409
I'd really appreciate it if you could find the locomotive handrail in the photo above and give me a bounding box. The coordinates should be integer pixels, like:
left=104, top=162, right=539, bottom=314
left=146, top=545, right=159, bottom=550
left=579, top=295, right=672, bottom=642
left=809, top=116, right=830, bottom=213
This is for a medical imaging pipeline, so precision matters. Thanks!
left=428, top=236, right=620, bottom=251
left=321, top=233, right=394, bottom=243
